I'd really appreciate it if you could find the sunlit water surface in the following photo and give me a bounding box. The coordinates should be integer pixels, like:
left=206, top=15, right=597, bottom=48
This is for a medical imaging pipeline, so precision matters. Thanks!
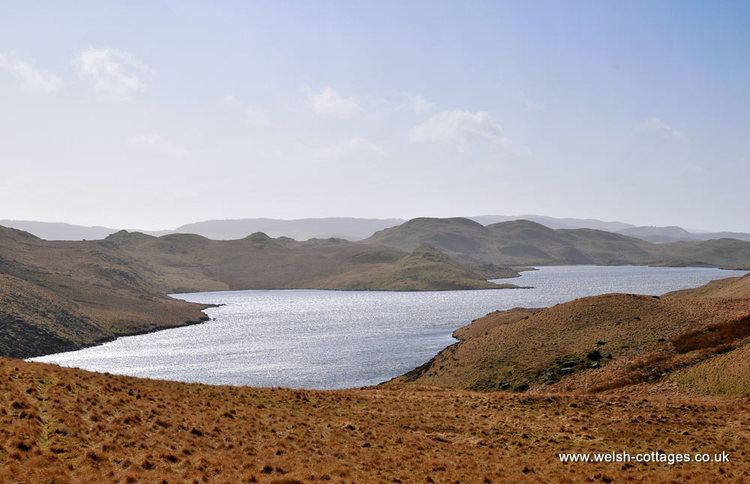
left=31, top=265, right=746, bottom=389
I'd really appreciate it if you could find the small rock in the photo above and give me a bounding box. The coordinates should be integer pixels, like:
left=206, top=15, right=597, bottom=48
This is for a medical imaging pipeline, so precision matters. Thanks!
left=587, top=350, right=603, bottom=361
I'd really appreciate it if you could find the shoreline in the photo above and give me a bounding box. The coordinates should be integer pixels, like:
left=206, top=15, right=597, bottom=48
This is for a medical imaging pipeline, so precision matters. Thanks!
left=25, top=304, right=219, bottom=362
left=167, top=263, right=747, bottom=297
left=18, top=264, right=745, bottom=364
left=27, top=268, right=746, bottom=389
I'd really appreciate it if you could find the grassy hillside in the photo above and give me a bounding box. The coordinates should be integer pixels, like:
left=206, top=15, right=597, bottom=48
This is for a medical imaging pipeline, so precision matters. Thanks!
left=365, top=217, right=510, bottom=269
left=490, top=220, right=656, bottom=265
left=315, top=244, right=514, bottom=290
left=0, top=273, right=108, bottom=358
left=0, top=227, right=210, bottom=358
left=656, top=238, right=750, bottom=268
left=102, top=230, right=516, bottom=292
left=366, top=217, right=750, bottom=269
left=367, top=217, right=494, bottom=252
left=2, top=357, right=748, bottom=482
left=670, top=343, right=750, bottom=395
left=393, top=274, right=750, bottom=395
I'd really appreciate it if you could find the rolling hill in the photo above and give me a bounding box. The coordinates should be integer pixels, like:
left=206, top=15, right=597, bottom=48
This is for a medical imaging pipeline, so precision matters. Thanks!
left=101, top=230, right=515, bottom=293
left=366, top=217, right=750, bottom=269
left=470, top=214, right=636, bottom=232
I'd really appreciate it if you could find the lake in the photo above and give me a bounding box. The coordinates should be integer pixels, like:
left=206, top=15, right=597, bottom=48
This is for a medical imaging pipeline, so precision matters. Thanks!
left=31, top=265, right=746, bottom=389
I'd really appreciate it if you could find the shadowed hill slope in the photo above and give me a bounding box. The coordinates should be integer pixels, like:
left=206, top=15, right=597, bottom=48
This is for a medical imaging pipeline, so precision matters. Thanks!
left=617, top=225, right=698, bottom=243
left=0, top=227, right=210, bottom=358
left=488, top=220, right=655, bottom=265
left=393, top=274, right=750, bottom=395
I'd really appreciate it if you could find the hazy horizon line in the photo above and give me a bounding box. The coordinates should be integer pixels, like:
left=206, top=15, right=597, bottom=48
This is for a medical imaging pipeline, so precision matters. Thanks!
left=0, top=214, right=739, bottom=235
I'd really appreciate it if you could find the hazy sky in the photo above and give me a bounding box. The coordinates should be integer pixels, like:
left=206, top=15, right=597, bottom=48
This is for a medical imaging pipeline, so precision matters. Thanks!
left=1, top=1, right=749, bottom=231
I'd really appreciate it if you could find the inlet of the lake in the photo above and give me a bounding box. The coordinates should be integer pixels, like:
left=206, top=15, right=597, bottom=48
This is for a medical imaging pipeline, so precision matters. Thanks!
left=31, top=265, right=746, bottom=389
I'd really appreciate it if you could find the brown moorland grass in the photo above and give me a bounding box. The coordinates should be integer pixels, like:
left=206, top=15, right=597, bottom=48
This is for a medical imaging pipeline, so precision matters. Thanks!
left=670, top=342, right=750, bottom=395
left=1, top=358, right=749, bottom=483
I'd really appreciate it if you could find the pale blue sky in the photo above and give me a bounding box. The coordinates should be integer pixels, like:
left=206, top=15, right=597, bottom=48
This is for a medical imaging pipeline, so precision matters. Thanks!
left=1, top=1, right=748, bottom=230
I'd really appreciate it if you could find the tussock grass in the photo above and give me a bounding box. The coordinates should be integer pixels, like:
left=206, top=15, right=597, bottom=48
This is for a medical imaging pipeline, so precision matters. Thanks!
left=1, top=358, right=749, bottom=482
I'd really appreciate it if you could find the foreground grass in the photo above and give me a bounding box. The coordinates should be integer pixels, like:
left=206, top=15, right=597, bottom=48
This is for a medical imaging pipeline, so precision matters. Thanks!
left=1, top=358, right=748, bottom=483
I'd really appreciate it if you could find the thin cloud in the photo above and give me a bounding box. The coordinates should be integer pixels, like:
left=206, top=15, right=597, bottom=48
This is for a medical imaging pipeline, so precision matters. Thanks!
left=0, top=52, right=61, bottom=93
left=402, top=93, right=437, bottom=114
left=128, top=134, right=189, bottom=158
left=410, top=109, right=513, bottom=148
left=74, top=47, right=153, bottom=100
left=636, top=118, right=686, bottom=139
left=307, top=86, right=363, bottom=118
left=223, top=94, right=240, bottom=105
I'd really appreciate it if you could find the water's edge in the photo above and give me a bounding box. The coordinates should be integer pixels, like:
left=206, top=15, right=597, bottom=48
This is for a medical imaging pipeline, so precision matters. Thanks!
left=30, top=266, right=746, bottom=389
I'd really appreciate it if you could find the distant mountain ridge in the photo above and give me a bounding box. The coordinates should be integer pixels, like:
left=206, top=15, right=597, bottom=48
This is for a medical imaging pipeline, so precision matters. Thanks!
left=469, top=215, right=635, bottom=232
left=2, top=216, right=749, bottom=244
left=0, top=220, right=121, bottom=241
left=0, top=218, right=405, bottom=241
left=615, top=225, right=750, bottom=243
left=172, top=217, right=405, bottom=241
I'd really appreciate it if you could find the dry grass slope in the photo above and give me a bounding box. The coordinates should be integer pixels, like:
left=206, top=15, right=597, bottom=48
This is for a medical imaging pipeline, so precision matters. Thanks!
left=393, top=274, right=750, bottom=396
left=1, top=358, right=748, bottom=482
left=670, top=342, right=750, bottom=395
